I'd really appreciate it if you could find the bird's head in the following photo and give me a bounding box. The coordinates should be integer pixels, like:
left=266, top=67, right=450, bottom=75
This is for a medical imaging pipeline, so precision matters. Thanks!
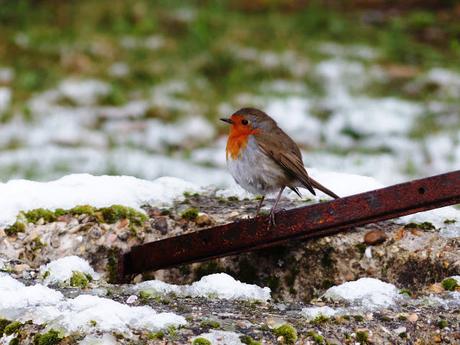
left=220, top=107, right=276, bottom=136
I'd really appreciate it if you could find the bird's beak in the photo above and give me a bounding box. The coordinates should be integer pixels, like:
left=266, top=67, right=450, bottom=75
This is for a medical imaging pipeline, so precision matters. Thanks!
left=220, top=118, right=233, bottom=124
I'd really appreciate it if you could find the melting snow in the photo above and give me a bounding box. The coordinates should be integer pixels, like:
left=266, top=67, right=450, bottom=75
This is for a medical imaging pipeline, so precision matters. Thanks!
left=0, top=174, right=200, bottom=227
left=39, top=256, right=100, bottom=285
left=0, top=273, right=186, bottom=334
left=323, top=278, right=402, bottom=309
left=134, top=273, right=271, bottom=301
left=301, top=306, right=342, bottom=320
left=193, top=330, right=244, bottom=345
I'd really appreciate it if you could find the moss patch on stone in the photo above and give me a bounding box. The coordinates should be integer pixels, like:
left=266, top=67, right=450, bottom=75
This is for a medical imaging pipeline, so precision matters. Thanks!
left=240, top=335, right=262, bottom=345
left=181, top=207, right=199, bottom=220
left=34, top=329, right=63, bottom=345
left=200, top=319, right=221, bottom=329
left=69, top=271, right=92, bottom=288
left=4, top=221, right=26, bottom=236
left=3, top=321, right=22, bottom=335
left=441, top=277, right=458, bottom=291
left=273, top=324, right=298, bottom=344
left=4, top=205, right=148, bottom=237
left=193, top=338, right=211, bottom=345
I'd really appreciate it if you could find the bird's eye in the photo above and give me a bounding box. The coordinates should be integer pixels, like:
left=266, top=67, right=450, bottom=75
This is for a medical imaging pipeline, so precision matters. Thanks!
left=241, top=119, right=249, bottom=125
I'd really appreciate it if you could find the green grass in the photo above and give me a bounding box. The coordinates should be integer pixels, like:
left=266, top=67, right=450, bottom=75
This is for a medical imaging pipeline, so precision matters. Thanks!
left=1, top=0, right=460, bottom=118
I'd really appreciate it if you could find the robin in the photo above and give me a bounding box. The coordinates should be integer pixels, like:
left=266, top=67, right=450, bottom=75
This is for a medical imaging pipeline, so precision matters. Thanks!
left=221, top=107, right=339, bottom=225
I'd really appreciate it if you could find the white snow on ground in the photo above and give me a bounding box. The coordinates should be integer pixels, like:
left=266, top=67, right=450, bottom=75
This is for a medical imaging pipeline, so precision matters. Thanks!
left=323, top=278, right=402, bottom=309
left=0, top=273, right=64, bottom=312
left=0, top=87, right=11, bottom=114
left=39, top=256, right=100, bottom=285
left=79, top=333, right=118, bottom=345
left=58, top=79, right=110, bottom=106
left=134, top=273, right=271, bottom=301
left=0, top=174, right=200, bottom=227
left=0, top=273, right=186, bottom=334
left=301, top=306, right=342, bottom=320
left=193, top=330, right=244, bottom=345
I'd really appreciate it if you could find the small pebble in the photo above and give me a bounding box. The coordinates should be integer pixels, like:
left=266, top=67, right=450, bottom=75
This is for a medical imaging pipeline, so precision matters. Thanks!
left=126, top=295, right=138, bottom=304
left=195, top=213, right=213, bottom=227
left=154, top=217, right=169, bottom=234
left=408, top=313, right=418, bottom=323
left=364, top=229, right=387, bottom=245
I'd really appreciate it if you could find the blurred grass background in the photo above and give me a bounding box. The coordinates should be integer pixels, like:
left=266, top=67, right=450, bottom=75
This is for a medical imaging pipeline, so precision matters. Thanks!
left=0, top=0, right=460, bottom=182
left=1, top=0, right=460, bottom=116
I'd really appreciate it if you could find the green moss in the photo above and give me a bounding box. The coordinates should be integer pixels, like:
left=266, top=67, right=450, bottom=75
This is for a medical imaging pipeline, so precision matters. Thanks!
left=239, top=335, right=262, bottom=345
left=4, top=221, right=26, bottom=236
left=23, top=208, right=57, bottom=223
left=4, top=321, right=22, bottom=335
left=311, top=314, right=330, bottom=324
left=9, top=338, right=19, bottom=345
left=181, top=207, right=199, bottom=220
left=353, top=315, right=365, bottom=322
left=355, top=243, right=367, bottom=255
left=70, top=271, right=91, bottom=288
left=69, top=205, right=96, bottom=216
left=443, top=219, right=456, bottom=224
left=273, top=324, right=298, bottom=344
left=139, top=290, right=153, bottom=300
left=200, top=319, right=221, bottom=329
left=442, top=277, right=458, bottom=291
left=399, top=288, right=412, bottom=297
left=34, top=329, right=63, bottom=345
left=438, top=319, right=448, bottom=329
left=148, top=331, right=164, bottom=340
left=0, top=319, right=11, bottom=336
left=404, top=222, right=435, bottom=230
left=307, top=331, right=324, bottom=344
left=193, top=338, right=211, bottom=345
left=31, top=236, right=46, bottom=251
left=100, top=204, right=147, bottom=225
left=355, top=330, right=369, bottom=344
left=89, top=320, right=97, bottom=327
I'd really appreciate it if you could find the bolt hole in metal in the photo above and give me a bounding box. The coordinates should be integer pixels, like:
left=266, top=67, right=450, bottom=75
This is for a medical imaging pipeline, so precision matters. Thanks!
left=418, top=187, right=426, bottom=195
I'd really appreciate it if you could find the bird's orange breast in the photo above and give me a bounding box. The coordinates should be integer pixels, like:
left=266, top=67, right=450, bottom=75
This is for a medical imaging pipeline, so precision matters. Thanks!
left=225, top=121, right=259, bottom=160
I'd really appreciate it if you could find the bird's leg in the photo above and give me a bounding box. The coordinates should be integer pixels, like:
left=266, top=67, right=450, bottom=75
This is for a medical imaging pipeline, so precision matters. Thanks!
left=255, top=195, right=265, bottom=217
left=269, top=187, right=285, bottom=227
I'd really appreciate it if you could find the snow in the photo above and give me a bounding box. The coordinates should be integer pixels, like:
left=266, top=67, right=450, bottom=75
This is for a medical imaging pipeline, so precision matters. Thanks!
left=323, top=278, right=402, bottom=309
left=59, top=79, right=110, bottom=105
left=134, top=273, right=271, bottom=301
left=79, top=334, right=118, bottom=345
left=39, top=256, right=100, bottom=285
left=0, top=174, right=200, bottom=227
left=0, top=87, right=11, bottom=114
left=0, top=273, right=186, bottom=334
left=301, top=306, right=342, bottom=320
left=193, top=330, right=244, bottom=345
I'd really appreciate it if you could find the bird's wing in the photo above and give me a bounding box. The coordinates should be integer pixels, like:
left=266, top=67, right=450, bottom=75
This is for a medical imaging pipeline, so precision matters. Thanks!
left=256, top=131, right=316, bottom=195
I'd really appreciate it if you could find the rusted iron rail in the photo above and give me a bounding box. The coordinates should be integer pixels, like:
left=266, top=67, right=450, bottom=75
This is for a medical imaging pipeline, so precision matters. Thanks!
left=117, top=170, right=460, bottom=281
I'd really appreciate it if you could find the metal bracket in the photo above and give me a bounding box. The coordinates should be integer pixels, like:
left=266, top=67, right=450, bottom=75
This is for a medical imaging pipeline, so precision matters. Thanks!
left=116, top=170, right=460, bottom=282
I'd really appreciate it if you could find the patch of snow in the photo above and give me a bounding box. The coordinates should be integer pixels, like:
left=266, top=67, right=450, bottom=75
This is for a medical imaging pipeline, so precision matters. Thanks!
left=318, top=42, right=379, bottom=60
left=39, top=256, right=100, bottom=285
left=323, top=278, right=401, bottom=309
left=79, top=333, right=118, bottom=345
left=108, top=62, right=129, bottom=77
left=0, top=174, right=200, bottom=227
left=193, top=330, right=244, bottom=345
left=134, top=273, right=271, bottom=301
left=402, top=205, right=460, bottom=232
left=59, top=79, right=110, bottom=106
left=0, top=67, right=14, bottom=83
left=0, top=274, right=186, bottom=334
left=0, top=275, right=63, bottom=312
left=0, top=87, right=11, bottom=114
left=301, top=306, right=342, bottom=320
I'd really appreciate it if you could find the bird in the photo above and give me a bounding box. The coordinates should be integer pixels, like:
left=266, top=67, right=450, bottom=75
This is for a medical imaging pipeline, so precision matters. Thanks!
left=221, top=107, right=339, bottom=225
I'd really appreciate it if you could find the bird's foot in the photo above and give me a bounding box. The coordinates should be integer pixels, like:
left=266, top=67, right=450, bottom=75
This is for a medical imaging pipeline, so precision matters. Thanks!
left=268, top=210, right=277, bottom=228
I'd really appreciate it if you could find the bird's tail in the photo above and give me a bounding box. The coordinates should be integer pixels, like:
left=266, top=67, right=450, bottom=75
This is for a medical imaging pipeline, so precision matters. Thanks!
left=309, top=177, right=340, bottom=199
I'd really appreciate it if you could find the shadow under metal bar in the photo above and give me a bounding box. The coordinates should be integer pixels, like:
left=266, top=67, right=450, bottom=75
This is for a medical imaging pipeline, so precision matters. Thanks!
left=116, top=170, right=460, bottom=282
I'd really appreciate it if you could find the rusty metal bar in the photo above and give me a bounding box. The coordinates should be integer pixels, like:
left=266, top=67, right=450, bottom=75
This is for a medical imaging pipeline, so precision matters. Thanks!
left=117, top=170, right=460, bottom=281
